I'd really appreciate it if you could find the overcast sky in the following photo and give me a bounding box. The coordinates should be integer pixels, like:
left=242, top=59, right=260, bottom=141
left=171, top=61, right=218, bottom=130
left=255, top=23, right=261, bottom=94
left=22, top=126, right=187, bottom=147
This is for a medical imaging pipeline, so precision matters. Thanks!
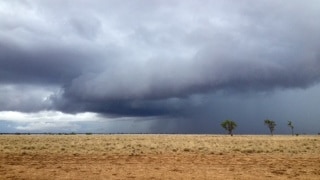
left=1, top=0, right=320, bottom=134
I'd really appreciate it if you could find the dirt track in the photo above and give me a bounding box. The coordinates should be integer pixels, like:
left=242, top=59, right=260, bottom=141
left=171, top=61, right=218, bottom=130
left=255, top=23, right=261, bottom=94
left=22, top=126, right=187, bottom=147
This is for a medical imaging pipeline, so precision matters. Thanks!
left=1, top=135, right=319, bottom=179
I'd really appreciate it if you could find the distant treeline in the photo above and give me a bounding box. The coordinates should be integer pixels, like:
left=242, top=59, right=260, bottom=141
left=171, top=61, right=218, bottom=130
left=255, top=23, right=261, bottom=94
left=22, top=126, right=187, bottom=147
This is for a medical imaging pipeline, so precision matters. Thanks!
left=0, top=132, right=194, bottom=135
left=0, top=132, right=320, bottom=135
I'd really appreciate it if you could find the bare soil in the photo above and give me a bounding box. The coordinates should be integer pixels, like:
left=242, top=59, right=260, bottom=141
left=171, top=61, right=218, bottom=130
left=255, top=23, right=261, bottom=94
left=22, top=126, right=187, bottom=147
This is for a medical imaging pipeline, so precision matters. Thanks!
left=1, top=135, right=319, bottom=179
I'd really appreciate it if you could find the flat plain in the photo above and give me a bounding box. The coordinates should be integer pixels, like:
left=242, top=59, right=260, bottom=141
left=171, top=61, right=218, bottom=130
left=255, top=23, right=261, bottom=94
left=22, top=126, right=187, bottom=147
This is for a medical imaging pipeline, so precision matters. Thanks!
left=0, top=135, right=319, bottom=179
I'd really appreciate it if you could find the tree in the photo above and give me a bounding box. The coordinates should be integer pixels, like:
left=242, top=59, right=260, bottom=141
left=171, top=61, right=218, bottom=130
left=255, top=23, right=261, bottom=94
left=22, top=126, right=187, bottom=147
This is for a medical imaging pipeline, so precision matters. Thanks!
left=264, top=119, right=276, bottom=136
left=221, top=120, right=237, bottom=136
left=288, top=121, right=294, bottom=136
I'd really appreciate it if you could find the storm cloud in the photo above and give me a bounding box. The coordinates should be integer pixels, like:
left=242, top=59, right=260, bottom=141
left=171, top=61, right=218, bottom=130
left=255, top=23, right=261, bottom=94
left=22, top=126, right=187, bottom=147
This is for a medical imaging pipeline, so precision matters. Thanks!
left=1, top=0, right=320, bottom=133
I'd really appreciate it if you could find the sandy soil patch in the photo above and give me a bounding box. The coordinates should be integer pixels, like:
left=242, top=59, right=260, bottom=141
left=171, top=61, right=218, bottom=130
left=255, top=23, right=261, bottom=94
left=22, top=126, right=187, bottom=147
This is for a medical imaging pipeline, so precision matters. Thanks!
left=1, top=135, right=319, bottom=179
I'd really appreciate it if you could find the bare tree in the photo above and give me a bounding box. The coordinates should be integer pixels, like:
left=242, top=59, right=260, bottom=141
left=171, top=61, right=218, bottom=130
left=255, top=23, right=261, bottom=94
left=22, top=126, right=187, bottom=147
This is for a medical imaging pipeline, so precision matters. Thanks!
left=288, top=121, right=294, bottom=136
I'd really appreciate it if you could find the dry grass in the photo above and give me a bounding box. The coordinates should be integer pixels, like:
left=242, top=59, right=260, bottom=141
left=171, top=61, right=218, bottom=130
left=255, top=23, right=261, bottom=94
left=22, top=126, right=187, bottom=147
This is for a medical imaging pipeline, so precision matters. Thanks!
left=1, top=135, right=320, bottom=179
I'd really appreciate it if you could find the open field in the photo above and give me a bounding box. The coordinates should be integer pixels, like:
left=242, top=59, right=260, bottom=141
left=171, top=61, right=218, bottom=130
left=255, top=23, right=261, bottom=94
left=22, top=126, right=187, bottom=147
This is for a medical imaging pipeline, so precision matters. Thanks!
left=1, top=135, right=319, bottom=179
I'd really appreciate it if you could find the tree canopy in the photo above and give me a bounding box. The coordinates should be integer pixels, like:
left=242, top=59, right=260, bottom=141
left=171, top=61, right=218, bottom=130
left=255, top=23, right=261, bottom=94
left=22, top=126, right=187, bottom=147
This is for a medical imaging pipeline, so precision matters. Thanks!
left=264, top=119, right=276, bottom=135
left=221, top=120, right=237, bottom=136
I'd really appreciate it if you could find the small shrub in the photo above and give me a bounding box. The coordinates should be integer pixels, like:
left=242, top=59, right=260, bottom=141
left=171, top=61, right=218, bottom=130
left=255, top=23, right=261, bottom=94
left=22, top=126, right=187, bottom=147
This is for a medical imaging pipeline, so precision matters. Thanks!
left=233, top=148, right=241, bottom=152
left=241, top=149, right=255, bottom=154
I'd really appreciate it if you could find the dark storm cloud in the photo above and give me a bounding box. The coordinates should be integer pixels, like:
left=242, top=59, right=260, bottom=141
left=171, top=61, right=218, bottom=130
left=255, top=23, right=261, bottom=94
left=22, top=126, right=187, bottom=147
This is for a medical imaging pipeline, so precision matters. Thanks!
left=1, top=0, right=320, bottom=120
left=0, top=41, right=107, bottom=85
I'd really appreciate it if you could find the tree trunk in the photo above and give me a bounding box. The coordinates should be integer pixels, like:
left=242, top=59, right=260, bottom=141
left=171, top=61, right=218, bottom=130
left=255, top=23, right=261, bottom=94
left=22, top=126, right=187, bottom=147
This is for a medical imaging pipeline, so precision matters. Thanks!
left=229, top=130, right=233, bottom=136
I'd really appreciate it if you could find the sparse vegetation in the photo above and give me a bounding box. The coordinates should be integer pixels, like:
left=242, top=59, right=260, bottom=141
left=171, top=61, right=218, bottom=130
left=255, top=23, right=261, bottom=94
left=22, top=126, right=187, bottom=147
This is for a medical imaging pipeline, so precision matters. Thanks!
left=0, top=135, right=319, bottom=179
left=2, top=135, right=318, bottom=156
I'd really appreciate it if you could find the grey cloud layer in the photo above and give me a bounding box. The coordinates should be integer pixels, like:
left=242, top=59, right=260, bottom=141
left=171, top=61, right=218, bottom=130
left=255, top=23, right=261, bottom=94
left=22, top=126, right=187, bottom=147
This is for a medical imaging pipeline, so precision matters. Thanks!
left=1, top=0, right=320, bottom=117
left=0, top=85, right=53, bottom=112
